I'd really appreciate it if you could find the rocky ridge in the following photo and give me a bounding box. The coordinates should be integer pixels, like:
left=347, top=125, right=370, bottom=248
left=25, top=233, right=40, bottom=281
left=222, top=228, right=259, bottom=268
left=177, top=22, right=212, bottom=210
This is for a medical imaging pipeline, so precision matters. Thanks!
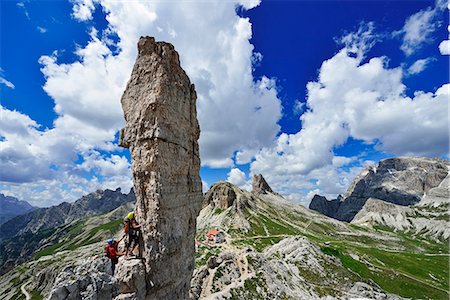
left=309, top=157, right=449, bottom=222
left=0, top=188, right=134, bottom=242
left=192, top=236, right=402, bottom=300
left=199, top=175, right=279, bottom=233
left=118, top=36, right=203, bottom=299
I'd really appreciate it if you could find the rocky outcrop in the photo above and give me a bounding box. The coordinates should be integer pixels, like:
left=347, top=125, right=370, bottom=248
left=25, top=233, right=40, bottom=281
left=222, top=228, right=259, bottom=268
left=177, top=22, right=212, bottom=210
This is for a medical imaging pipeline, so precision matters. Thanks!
left=309, top=157, right=449, bottom=222
left=252, top=174, right=273, bottom=194
left=198, top=181, right=253, bottom=232
left=419, top=173, right=450, bottom=207
left=114, top=259, right=147, bottom=300
left=352, top=174, right=450, bottom=240
left=49, top=257, right=117, bottom=300
left=119, top=37, right=203, bottom=299
left=351, top=198, right=414, bottom=230
left=203, top=181, right=237, bottom=209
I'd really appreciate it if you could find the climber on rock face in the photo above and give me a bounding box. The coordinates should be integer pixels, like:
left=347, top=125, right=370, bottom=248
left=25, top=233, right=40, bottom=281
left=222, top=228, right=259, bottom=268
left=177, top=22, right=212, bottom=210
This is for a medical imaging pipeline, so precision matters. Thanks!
left=123, top=211, right=141, bottom=258
left=105, top=238, right=123, bottom=274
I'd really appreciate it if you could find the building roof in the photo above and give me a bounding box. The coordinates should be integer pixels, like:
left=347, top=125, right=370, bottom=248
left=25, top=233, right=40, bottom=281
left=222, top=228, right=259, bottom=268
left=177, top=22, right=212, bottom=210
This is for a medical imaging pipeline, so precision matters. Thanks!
left=207, top=229, right=220, bottom=236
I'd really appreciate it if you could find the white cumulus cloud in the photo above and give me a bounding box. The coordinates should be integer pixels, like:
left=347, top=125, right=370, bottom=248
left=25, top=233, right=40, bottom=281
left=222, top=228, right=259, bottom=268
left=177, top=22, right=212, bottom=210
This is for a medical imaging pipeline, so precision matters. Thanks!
left=48, top=0, right=282, bottom=168
left=227, top=168, right=250, bottom=190
left=251, top=25, right=449, bottom=206
left=0, top=105, right=132, bottom=206
left=1, top=0, right=282, bottom=206
left=71, top=0, right=95, bottom=21
left=439, top=39, right=450, bottom=55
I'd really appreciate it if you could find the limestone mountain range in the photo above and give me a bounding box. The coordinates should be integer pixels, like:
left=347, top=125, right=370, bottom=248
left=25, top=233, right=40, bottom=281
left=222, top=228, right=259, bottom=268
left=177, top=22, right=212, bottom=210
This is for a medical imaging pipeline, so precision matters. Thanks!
left=309, top=157, right=449, bottom=221
left=309, top=157, right=449, bottom=242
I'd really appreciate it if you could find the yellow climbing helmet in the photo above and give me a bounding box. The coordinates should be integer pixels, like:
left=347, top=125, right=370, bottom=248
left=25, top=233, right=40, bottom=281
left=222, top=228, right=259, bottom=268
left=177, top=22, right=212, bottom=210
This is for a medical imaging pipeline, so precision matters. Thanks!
left=127, top=212, right=134, bottom=219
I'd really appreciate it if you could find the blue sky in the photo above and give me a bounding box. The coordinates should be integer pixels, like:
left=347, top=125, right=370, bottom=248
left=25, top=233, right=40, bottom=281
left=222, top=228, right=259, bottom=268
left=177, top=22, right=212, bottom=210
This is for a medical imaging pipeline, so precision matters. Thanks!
left=1, top=0, right=448, bottom=207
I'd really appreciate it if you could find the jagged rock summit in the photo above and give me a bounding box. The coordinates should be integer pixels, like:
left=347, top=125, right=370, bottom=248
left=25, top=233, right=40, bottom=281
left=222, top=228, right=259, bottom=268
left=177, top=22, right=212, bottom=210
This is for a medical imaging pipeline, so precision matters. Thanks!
left=252, top=174, right=273, bottom=194
left=309, top=157, right=449, bottom=222
left=198, top=181, right=252, bottom=232
left=119, top=36, right=203, bottom=299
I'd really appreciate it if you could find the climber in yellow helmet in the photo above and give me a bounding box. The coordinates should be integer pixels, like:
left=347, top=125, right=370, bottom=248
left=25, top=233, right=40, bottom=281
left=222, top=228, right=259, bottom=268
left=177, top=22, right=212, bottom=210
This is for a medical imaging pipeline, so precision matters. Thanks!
left=123, top=211, right=141, bottom=259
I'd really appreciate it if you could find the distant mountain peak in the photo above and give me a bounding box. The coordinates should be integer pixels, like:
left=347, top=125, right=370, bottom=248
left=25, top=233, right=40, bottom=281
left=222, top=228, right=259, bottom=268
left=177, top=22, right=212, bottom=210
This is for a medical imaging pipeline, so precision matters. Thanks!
left=0, top=193, right=35, bottom=225
left=252, top=174, right=273, bottom=194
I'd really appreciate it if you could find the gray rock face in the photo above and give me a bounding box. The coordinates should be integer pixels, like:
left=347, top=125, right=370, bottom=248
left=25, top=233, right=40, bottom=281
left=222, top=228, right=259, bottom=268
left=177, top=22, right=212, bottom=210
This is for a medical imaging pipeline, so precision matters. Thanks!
left=252, top=174, right=273, bottom=194
left=348, top=282, right=402, bottom=300
left=119, top=37, right=203, bottom=299
left=114, top=259, right=147, bottom=300
left=309, top=157, right=449, bottom=222
left=197, top=181, right=253, bottom=233
left=309, top=195, right=341, bottom=218
left=191, top=236, right=402, bottom=299
left=203, top=181, right=237, bottom=209
left=352, top=174, right=450, bottom=240
left=49, top=257, right=117, bottom=300
left=419, top=173, right=450, bottom=207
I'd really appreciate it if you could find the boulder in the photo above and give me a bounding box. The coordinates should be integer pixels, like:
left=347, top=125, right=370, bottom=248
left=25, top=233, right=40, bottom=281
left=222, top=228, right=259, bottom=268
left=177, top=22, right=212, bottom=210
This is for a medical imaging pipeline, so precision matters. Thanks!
left=114, top=259, right=146, bottom=300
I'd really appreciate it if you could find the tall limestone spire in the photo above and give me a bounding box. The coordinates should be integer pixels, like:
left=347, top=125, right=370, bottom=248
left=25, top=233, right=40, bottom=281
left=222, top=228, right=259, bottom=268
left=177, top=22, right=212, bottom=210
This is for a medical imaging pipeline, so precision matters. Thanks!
left=119, top=36, right=202, bottom=299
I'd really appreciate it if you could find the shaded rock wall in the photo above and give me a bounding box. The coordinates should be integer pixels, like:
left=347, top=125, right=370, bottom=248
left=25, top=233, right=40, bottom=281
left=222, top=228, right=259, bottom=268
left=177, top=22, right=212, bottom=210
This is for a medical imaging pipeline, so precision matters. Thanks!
left=119, top=36, right=202, bottom=299
left=309, top=195, right=341, bottom=218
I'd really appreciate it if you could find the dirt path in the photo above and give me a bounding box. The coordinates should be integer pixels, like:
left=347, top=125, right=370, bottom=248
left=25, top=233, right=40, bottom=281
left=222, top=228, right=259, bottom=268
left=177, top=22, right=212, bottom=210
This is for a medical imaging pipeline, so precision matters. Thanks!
left=231, top=234, right=288, bottom=241
left=21, top=280, right=31, bottom=300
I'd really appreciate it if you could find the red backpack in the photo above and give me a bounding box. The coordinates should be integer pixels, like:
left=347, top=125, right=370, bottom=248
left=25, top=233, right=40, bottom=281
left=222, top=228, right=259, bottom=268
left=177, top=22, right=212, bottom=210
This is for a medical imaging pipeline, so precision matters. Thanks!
left=104, top=244, right=112, bottom=258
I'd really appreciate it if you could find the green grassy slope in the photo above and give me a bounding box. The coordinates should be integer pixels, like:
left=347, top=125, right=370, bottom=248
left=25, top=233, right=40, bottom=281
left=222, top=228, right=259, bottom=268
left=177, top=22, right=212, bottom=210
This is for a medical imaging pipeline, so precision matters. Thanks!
left=196, top=189, right=449, bottom=299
